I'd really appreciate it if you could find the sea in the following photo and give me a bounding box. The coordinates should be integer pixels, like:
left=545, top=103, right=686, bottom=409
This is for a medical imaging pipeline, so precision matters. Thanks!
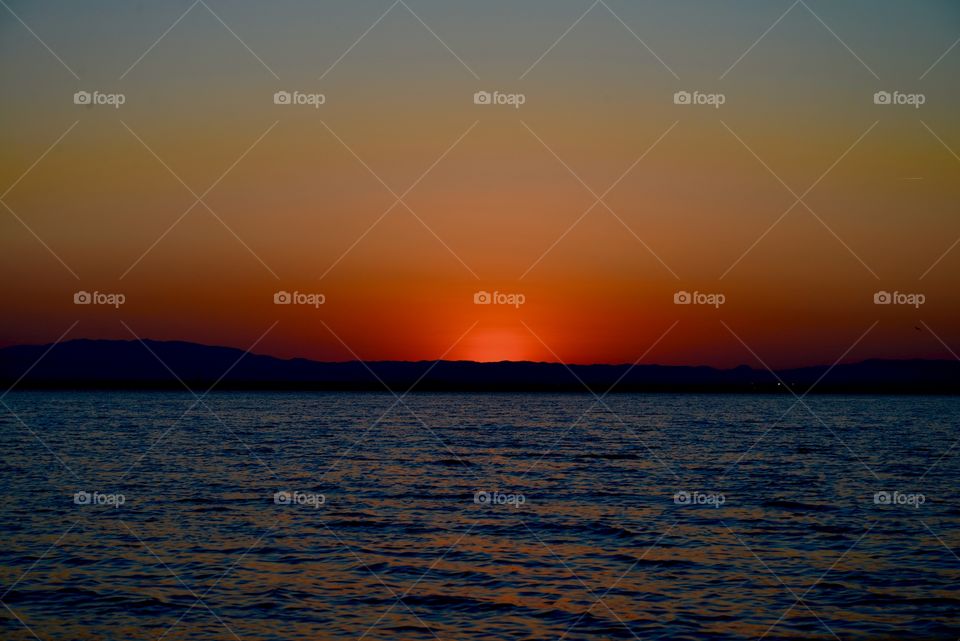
left=1, top=392, right=958, bottom=640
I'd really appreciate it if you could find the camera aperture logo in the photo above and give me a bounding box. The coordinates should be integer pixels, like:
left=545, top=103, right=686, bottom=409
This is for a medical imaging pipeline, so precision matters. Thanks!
left=873, top=490, right=925, bottom=508
left=273, top=90, right=326, bottom=108
left=473, top=90, right=526, bottom=109
left=474, top=491, right=525, bottom=508
left=673, top=90, right=725, bottom=109
left=74, top=290, right=125, bottom=308
left=674, top=290, right=725, bottom=308
left=874, top=290, right=924, bottom=308
left=873, top=91, right=925, bottom=109
left=73, top=490, right=125, bottom=508
left=274, top=490, right=325, bottom=508
left=673, top=490, right=725, bottom=508
left=73, top=90, right=125, bottom=108
left=274, top=290, right=325, bottom=308
left=474, top=290, right=525, bottom=308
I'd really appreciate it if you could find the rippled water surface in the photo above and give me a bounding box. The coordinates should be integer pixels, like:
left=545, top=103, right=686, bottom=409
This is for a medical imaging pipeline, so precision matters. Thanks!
left=1, top=392, right=959, bottom=640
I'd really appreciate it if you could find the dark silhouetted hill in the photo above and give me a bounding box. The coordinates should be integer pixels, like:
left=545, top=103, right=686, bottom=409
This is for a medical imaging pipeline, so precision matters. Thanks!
left=0, top=339, right=957, bottom=393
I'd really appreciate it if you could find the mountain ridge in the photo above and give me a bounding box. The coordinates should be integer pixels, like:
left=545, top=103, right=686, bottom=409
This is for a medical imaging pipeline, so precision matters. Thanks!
left=0, top=339, right=956, bottom=393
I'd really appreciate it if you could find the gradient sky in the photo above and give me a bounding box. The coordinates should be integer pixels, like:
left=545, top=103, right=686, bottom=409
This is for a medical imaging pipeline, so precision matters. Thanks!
left=1, top=0, right=959, bottom=367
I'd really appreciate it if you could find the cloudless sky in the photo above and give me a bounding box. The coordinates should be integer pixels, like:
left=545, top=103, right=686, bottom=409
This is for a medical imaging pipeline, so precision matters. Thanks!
left=1, top=0, right=958, bottom=367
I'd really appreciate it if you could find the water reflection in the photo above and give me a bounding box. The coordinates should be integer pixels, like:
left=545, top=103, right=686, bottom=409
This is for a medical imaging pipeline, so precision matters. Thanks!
left=1, top=393, right=958, bottom=639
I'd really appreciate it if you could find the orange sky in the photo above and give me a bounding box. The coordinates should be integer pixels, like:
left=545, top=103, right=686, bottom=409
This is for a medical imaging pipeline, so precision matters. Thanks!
left=1, top=1, right=958, bottom=367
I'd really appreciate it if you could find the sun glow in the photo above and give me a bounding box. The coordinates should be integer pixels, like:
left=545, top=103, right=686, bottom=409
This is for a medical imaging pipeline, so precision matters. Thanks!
left=457, top=326, right=538, bottom=363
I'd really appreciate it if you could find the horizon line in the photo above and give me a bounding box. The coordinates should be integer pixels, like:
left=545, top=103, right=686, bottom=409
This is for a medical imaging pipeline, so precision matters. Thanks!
left=0, top=336, right=953, bottom=372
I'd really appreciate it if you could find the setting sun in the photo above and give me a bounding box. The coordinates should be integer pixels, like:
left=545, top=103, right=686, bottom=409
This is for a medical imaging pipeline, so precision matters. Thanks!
left=456, top=325, right=538, bottom=362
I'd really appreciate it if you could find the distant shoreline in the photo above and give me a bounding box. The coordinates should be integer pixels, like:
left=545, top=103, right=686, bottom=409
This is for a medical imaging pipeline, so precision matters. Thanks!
left=2, top=339, right=958, bottom=395
left=4, top=385, right=959, bottom=395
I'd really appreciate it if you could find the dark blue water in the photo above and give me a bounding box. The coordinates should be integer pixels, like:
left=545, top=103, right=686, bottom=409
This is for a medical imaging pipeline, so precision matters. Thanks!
left=1, top=392, right=958, bottom=640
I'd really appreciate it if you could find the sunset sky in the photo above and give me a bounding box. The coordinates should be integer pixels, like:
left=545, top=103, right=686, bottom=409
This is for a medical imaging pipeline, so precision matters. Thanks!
left=1, top=0, right=958, bottom=367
